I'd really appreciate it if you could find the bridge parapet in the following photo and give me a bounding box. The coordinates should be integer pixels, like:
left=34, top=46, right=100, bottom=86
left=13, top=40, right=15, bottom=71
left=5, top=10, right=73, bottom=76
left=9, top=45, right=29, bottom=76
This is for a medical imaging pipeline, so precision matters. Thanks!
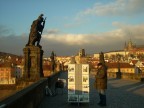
left=0, top=72, right=60, bottom=108
left=107, top=72, right=144, bottom=81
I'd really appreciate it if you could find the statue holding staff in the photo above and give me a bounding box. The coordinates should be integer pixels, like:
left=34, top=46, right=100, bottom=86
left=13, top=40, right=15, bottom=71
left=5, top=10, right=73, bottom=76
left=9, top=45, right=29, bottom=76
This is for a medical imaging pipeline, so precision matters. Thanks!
left=26, top=14, right=46, bottom=47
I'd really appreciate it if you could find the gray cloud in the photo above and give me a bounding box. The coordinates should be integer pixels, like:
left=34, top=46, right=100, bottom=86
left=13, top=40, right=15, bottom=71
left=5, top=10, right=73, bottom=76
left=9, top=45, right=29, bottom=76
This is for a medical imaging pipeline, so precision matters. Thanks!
left=112, top=22, right=144, bottom=39
left=41, top=23, right=144, bottom=56
left=0, top=23, right=144, bottom=57
left=0, top=34, right=28, bottom=56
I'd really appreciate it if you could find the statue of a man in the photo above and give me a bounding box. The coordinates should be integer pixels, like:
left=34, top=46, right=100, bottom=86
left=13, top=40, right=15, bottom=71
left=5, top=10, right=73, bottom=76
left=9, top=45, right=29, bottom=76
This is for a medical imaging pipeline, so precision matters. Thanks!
left=50, top=51, right=56, bottom=72
left=26, top=14, right=46, bottom=47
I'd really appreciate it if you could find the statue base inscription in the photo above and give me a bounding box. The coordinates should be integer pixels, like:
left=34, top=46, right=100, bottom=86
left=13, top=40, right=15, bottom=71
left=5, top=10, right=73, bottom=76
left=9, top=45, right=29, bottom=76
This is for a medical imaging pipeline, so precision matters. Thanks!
left=23, top=46, right=44, bottom=80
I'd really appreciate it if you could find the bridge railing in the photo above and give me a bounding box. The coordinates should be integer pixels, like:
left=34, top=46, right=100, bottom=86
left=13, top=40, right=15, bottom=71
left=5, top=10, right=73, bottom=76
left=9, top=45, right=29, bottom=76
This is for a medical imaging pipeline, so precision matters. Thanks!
left=0, top=72, right=60, bottom=108
left=107, top=72, right=144, bottom=81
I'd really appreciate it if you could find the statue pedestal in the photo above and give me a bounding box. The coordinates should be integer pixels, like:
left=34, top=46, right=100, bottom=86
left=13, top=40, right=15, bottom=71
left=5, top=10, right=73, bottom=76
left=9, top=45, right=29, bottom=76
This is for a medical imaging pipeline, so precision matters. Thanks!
left=23, top=46, right=44, bottom=80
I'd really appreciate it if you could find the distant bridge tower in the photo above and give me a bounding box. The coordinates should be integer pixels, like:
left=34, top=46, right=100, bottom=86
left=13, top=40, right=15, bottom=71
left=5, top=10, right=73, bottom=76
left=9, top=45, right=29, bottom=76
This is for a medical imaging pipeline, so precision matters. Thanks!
left=79, top=49, right=85, bottom=57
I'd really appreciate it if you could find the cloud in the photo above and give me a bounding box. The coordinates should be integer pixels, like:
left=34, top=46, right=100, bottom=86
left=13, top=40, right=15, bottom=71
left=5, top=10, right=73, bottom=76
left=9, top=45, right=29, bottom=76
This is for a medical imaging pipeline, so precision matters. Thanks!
left=0, top=23, right=144, bottom=56
left=0, top=34, right=28, bottom=55
left=0, top=25, right=14, bottom=36
left=44, top=29, right=60, bottom=34
left=43, top=33, right=90, bottom=45
left=112, top=22, right=144, bottom=39
left=41, top=23, right=144, bottom=55
left=77, top=0, right=144, bottom=17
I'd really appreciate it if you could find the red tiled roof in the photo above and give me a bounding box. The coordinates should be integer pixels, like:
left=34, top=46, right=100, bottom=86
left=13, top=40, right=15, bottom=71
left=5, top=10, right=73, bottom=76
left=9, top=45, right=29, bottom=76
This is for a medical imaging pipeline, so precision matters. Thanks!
left=130, top=60, right=138, bottom=65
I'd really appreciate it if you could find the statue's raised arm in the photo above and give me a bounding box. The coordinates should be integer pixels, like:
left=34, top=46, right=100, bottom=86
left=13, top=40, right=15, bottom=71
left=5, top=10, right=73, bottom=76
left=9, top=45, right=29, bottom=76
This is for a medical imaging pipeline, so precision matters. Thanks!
left=26, top=14, right=46, bottom=47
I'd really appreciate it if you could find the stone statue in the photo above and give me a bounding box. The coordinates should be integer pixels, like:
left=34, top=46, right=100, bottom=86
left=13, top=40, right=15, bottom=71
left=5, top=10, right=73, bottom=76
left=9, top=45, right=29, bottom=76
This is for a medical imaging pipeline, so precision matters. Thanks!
left=99, top=52, right=107, bottom=70
left=26, top=14, right=46, bottom=47
left=99, top=52, right=105, bottom=64
left=50, top=51, right=56, bottom=72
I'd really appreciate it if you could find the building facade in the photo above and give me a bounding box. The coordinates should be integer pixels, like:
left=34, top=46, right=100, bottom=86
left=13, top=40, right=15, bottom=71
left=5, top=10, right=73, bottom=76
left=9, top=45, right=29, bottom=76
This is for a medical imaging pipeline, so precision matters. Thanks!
left=0, top=62, right=16, bottom=84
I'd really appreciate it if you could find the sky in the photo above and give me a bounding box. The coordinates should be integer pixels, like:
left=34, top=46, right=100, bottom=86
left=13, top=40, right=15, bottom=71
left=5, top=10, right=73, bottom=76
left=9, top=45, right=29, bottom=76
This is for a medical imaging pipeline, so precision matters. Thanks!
left=0, top=0, right=144, bottom=57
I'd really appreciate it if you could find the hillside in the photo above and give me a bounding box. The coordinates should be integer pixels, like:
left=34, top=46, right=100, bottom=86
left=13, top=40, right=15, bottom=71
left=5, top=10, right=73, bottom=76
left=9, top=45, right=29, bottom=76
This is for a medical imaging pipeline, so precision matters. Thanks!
left=0, top=52, right=21, bottom=58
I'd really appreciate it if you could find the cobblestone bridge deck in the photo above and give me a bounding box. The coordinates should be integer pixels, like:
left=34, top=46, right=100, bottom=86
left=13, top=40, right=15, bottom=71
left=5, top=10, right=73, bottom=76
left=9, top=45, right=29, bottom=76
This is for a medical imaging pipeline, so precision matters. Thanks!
left=39, top=72, right=144, bottom=108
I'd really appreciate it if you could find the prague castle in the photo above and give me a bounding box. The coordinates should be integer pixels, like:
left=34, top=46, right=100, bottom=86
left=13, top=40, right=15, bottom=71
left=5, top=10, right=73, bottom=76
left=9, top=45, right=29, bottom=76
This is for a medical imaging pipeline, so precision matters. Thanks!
left=94, top=39, right=144, bottom=60
left=124, top=39, right=144, bottom=55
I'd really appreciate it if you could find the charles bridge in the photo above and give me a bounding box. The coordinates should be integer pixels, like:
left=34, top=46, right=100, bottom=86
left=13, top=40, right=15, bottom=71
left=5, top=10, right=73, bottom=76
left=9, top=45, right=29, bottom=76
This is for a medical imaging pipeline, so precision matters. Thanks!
left=0, top=71, right=144, bottom=108
left=0, top=14, right=144, bottom=108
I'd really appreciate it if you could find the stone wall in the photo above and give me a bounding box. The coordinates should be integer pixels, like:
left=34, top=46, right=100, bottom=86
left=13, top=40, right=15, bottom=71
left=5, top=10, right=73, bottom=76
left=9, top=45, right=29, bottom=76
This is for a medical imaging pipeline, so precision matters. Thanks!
left=107, top=72, right=144, bottom=82
left=0, top=72, right=60, bottom=108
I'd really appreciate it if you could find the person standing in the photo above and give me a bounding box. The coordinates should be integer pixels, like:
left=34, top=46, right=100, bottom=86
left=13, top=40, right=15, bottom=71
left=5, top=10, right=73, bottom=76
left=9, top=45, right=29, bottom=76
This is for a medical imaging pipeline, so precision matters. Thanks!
left=94, top=62, right=107, bottom=106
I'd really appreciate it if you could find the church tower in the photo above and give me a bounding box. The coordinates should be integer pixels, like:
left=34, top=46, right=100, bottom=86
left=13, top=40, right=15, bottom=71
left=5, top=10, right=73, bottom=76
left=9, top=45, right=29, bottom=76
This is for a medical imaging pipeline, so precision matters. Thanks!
left=124, top=39, right=135, bottom=51
left=127, top=39, right=134, bottom=50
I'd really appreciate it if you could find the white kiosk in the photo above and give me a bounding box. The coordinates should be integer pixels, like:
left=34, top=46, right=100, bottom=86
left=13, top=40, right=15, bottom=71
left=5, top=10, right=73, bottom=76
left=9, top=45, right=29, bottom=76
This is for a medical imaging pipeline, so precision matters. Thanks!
left=68, top=64, right=89, bottom=104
